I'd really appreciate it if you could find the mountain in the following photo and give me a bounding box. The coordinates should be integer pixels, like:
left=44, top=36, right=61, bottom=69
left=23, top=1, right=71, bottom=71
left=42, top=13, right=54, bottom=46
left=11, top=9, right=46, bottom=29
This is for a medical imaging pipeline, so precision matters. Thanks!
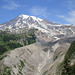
left=0, top=14, right=75, bottom=75
left=0, top=14, right=75, bottom=38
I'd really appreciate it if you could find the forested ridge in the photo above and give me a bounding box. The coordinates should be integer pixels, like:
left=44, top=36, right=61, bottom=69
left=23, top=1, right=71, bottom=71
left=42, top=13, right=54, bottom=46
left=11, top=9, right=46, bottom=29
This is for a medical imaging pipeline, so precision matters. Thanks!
left=0, top=29, right=37, bottom=55
left=61, top=41, right=75, bottom=75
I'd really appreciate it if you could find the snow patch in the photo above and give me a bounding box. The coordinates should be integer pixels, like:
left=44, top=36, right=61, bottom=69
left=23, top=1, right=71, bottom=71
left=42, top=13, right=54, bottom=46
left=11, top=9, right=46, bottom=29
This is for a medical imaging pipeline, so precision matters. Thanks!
left=31, top=16, right=43, bottom=22
left=19, top=14, right=29, bottom=19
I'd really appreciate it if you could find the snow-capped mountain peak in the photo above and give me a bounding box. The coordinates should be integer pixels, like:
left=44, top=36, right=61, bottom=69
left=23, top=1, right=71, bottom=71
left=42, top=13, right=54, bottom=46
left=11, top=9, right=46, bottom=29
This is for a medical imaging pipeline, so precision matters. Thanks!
left=30, top=16, right=43, bottom=21
left=0, top=14, right=75, bottom=39
left=18, top=14, right=43, bottom=22
left=18, top=14, right=29, bottom=19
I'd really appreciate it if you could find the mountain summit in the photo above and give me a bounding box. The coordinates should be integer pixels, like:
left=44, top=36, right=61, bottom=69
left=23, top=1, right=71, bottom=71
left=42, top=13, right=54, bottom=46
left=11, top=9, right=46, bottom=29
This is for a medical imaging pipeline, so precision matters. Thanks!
left=0, top=14, right=75, bottom=38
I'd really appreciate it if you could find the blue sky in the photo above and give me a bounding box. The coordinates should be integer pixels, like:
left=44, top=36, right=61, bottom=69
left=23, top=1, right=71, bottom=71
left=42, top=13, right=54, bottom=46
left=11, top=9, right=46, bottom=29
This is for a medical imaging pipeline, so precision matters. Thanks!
left=0, top=0, right=75, bottom=25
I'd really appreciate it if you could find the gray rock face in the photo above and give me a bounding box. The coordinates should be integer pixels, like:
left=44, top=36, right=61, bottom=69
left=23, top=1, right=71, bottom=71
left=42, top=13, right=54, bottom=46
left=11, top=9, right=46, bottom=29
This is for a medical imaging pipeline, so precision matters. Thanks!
left=0, top=36, right=75, bottom=75
left=0, top=43, right=53, bottom=75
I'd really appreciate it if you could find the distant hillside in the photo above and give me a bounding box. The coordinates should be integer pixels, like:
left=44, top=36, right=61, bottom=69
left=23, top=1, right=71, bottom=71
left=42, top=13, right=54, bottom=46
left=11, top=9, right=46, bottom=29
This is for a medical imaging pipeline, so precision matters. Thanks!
left=0, top=29, right=36, bottom=55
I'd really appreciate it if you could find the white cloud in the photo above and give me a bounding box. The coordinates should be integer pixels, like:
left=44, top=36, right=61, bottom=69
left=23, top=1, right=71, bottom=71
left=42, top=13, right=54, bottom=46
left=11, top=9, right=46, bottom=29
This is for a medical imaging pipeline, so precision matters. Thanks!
left=62, top=0, right=75, bottom=10
left=30, top=6, right=49, bottom=18
left=65, top=11, right=75, bottom=24
left=3, top=0, right=22, bottom=10
left=58, top=15, right=65, bottom=18
left=60, top=0, right=75, bottom=24
left=69, top=11, right=75, bottom=16
left=58, top=10, right=75, bottom=25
